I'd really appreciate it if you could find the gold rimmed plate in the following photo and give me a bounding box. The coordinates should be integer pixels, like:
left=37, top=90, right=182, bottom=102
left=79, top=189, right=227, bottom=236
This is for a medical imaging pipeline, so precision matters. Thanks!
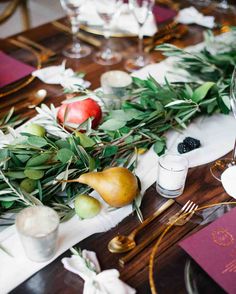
left=80, top=23, right=136, bottom=38
left=0, top=40, right=41, bottom=98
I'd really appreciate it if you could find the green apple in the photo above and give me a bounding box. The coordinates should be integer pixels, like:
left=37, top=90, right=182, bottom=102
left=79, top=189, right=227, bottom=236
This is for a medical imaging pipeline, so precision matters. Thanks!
left=25, top=123, right=46, bottom=137
left=74, top=194, right=101, bottom=219
left=20, top=178, right=37, bottom=193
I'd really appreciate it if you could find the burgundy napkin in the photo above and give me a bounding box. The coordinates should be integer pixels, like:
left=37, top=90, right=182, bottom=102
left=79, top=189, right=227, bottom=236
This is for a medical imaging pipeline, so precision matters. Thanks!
left=153, top=5, right=177, bottom=24
left=122, top=1, right=177, bottom=24
left=0, top=51, right=35, bottom=88
left=180, top=207, right=236, bottom=294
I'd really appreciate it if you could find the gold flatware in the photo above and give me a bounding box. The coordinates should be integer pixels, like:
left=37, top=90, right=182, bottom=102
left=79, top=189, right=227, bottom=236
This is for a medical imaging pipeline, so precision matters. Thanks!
left=119, top=200, right=198, bottom=266
left=27, top=89, right=47, bottom=109
left=52, top=21, right=102, bottom=48
left=17, top=36, right=56, bottom=57
left=108, top=199, right=175, bottom=254
left=0, top=89, right=47, bottom=112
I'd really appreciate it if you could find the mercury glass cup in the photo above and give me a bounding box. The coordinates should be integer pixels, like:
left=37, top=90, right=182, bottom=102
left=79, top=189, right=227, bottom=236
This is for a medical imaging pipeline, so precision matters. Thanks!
left=125, top=0, right=154, bottom=72
left=60, top=0, right=91, bottom=59
left=15, top=206, right=59, bottom=262
left=93, top=0, right=123, bottom=65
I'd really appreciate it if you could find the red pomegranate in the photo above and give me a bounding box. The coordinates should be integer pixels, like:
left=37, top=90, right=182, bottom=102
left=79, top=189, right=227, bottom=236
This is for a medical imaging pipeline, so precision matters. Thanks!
left=57, top=98, right=102, bottom=129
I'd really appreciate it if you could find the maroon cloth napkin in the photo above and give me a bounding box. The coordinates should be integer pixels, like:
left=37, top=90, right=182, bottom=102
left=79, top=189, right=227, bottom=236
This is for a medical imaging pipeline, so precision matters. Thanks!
left=153, top=5, right=177, bottom=24
left=0, top=51, right=35, bottom=88
left=123, top=1, right=177, bottom=23
left=179, top=207, right=236, bottom=294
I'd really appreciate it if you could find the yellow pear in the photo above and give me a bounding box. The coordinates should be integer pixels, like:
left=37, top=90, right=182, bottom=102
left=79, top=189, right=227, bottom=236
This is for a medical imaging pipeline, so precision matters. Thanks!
left=77, top=167, right=139, bottom=207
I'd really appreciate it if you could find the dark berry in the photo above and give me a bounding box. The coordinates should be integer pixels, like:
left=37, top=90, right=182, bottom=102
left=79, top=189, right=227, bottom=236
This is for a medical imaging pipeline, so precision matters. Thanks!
left=177, top=142, right=191, bottom=154
left=183, top=137, right=201, bottom=150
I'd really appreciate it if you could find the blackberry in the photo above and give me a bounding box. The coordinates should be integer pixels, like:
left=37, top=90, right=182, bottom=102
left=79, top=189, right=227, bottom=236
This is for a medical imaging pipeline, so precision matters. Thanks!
left=177, top=142, right=191, bottom=154
left=183, top=137, right=201, bottom=150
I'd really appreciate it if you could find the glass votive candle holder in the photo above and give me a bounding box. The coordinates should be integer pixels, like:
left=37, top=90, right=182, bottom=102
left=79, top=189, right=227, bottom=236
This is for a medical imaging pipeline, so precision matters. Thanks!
left=100, top=70, right=132, bottom=109
left=156, top=154, right=189, bottom=198
left=15, top=206, right=59, bottom=262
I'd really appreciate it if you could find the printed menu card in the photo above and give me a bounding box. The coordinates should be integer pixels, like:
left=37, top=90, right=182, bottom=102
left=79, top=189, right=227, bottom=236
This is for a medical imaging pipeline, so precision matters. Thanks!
left=0, top=51, right=35, bottom=88
left=180, top=207, right=236, bottom=294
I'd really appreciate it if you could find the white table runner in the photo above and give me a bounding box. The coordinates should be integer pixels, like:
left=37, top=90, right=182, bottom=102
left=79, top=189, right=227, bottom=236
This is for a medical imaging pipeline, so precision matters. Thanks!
left=1, top=32, right=236, bottom=293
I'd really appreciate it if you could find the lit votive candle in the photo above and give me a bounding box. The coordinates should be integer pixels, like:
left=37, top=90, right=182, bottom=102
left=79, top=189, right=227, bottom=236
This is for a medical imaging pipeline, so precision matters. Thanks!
left=15, top=206, right=59, bottom=262
left=156, top=154, right=189, bottom=198
left=100, top=70, right=132, bottom=108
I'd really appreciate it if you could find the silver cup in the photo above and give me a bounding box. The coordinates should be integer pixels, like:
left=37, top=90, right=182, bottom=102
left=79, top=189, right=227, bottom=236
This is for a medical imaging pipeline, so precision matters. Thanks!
left=15, top=206, right=59, bottom=262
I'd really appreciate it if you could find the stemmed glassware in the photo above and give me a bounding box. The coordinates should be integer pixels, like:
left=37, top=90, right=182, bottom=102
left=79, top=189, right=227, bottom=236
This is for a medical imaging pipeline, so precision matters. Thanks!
left=60, top=0, right=91, bottom=59
left=211, top=67, right=236, bottom=181
left=125, top=0, right=155, bottom=72
left=93, top=0, right=123, bottom=65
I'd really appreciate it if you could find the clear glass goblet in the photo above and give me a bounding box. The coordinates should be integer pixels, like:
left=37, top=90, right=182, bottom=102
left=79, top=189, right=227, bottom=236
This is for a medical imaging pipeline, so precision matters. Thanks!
left=93, top=0, right=123, bottom=66
left=125, top=0, right=154, bottom=72
left=60, top=0, right=91, bottom=59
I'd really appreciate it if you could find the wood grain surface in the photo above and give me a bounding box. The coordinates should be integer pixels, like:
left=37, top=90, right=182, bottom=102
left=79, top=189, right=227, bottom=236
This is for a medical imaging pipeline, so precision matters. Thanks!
left=1, top=1, right=235, bottom=293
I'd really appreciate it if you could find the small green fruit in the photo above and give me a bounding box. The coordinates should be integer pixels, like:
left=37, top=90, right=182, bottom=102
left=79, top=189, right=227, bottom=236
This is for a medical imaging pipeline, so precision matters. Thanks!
left=25, top=123, right=46, bottom=137
left=20, top=178, right=37, bottom=193
left=74, top=194, right=101, bottom=219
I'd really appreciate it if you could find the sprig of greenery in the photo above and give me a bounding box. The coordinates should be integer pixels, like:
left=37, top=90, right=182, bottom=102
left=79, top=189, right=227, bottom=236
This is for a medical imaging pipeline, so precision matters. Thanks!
left=0, top=108, right=25, bottom=135
left=0, top=32, right=234, bottom=221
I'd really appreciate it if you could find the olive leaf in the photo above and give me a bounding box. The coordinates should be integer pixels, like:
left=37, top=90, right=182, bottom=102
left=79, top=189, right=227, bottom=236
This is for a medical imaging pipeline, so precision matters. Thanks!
left=27, top=136, right=48, bottom=148
left=57, top=148, right=74, bottom=163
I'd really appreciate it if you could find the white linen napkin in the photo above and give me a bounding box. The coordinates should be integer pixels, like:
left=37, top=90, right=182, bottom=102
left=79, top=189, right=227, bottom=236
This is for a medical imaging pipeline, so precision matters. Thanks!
left=79, top=1, right=157, bottom=36
left=32, top=61, right=91, bottom=90
left=176, top=6, right=215, bottom=28
left=62, top=249, right=136, bottom=294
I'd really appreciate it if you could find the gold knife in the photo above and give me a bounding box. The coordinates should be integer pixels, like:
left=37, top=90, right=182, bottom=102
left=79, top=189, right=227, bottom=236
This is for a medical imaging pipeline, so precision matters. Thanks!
left=52, top=21, right=102, bottom=48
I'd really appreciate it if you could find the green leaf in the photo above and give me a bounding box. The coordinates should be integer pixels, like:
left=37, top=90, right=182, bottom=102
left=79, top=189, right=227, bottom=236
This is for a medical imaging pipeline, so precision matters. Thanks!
left=153, top=140, right=166, bottom=156
left=24, top=169, right=44, bottom=180
left=99, top=119, right=126, bottom=131
left=0, top=149, right=8, bottom=162
left=5, top=171, right=26, bottom=179
left=57, top=148, right=74, bottom=164
left=102, top=146, right=119, bottom=158
left=27, top=136, right=48, bottom=148
left=75, top=132, right=95, bottom=148
left=26, top=153, right=51, bottom=167
left=0, top=196, right=18, bottom=201
left=1, top=200, right=14, bottom=208
left=221, top=95, right=231, bottom=111
left=192, top=82, right=215, bottom=103
left=55, top=139, right=71, bottom=149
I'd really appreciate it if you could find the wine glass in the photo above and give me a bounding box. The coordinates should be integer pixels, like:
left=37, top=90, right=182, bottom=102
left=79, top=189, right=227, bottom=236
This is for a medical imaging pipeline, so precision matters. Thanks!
left=60, top=0, right=91, bottom=59
left=93, top=0, right=123, bottom=65
left=125, top=0, right=155, bottom=72
left=210, top=67, right=236, bottom=181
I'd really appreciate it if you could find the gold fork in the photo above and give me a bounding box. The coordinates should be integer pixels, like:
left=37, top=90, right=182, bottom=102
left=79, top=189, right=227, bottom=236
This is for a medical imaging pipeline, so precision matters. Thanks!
left=119, top=200, right=198, bottom=266
left=167, top=200, right=198, bottom=226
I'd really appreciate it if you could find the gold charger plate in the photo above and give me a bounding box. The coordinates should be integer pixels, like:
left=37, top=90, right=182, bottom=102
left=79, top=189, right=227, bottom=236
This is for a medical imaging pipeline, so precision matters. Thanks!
left=0, top=40, right=41, bottom=98
left=80, top=24, right=136, bottom=38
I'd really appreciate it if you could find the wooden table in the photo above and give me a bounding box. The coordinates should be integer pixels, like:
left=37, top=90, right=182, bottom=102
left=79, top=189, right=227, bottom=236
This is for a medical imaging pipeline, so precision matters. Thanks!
left=1, top=2, right=236, bottom=293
